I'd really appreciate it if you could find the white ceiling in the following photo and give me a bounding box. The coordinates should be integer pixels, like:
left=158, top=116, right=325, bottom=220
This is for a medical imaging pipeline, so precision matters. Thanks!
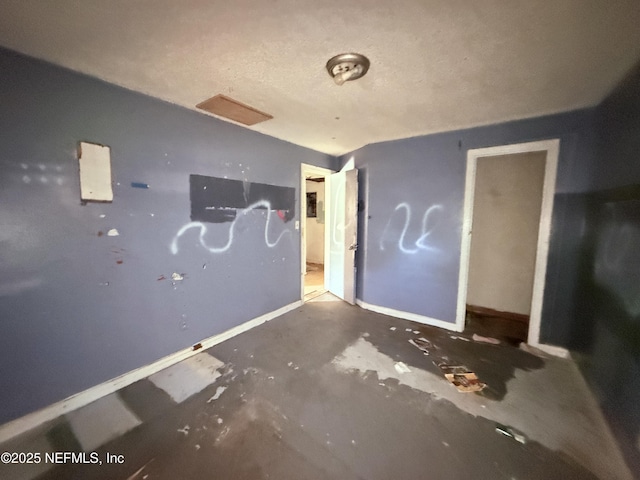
left=1, top=0, right=639, bottom=156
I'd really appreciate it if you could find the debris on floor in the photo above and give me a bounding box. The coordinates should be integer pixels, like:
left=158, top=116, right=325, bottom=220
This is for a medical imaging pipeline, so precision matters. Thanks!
left=394, top=361, right=411, bottom=374
left=125, top=458, right=155, bottom=480
left=436, top=363, right=486, bottom=392
left=445, top=372, right=486, bottom=392
left=177, top=425, right=190, bottom=436
left=472, top=333, right=500, bottom=345
left=435, top=363, right=469, bottom=375
left=171, top=272, right=184, bottom=281
left=449, top=335, right=471, bottom=342
left=207, top=386, right=227, bottom=403
left=389, top=326, right=396, bottom=331
left=215, top=426, right=231, bottom=445
left=496, top=423, right=527, bottom=444
left=409, top=337, right=433, bottom=355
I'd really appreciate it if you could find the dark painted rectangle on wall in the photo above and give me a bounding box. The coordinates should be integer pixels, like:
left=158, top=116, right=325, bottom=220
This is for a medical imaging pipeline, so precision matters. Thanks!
left=190, top=174, right=295, bottom=223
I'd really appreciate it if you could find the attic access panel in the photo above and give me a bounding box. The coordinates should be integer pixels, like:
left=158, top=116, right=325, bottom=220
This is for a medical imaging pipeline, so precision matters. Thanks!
left=196, top=94, right=273, bottom=126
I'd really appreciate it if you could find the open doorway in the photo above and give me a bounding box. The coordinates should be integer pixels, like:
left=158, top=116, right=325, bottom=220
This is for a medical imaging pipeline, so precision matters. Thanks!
left=465, top=151, right=546, bottom=344
left=300, top=162, right=359, bottom=304
left=456, top=139, right=568, bottom=357
left=304, top=176, right=326, bottom=300
left=300, top=164, right=333, bottom=302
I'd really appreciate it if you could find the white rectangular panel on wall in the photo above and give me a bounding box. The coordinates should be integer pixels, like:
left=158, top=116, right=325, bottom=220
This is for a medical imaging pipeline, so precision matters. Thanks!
left=78, top=142, right=113, bottom=202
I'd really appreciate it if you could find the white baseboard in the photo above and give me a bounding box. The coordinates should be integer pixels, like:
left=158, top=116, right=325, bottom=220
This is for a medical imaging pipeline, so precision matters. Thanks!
left=0, top=300, right=302, bottom=445
left=354, top=300, right=570, bottom=358
left=356, top=299, right=462, bottom=332
left=529, top=342, right=571, bottom=359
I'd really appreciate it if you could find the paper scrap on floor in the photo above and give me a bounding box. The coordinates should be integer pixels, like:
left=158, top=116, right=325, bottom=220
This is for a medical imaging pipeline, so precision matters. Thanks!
left=409, top=337, right=433, bottom=355
left=394, top=361, right=411, bottom=374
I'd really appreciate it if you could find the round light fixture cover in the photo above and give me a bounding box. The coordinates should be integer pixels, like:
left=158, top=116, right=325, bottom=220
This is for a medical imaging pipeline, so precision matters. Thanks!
left=326, top=53, right=370, bottom=84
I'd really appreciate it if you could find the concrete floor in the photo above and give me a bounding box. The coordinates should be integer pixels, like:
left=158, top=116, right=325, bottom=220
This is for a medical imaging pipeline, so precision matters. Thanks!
left=0, top=296, right=633, bottom=480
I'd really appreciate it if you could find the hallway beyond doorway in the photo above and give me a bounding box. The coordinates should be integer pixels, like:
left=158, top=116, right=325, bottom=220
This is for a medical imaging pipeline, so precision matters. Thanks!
left=304, top=262, right=325, bottom=301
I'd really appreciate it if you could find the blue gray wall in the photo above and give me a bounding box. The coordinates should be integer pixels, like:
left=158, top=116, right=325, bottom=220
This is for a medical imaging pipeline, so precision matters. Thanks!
left=344, top=65, right=640, bottom=461
left=0, top=48, right=333, bottom=424
left=343, top=110, right=597, bottom=329
left=2, top=42, right=637, bottom=459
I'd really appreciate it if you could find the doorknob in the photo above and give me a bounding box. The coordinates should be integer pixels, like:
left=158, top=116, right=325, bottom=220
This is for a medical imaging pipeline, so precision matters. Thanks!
left=349, top=243, right=358, bottom=251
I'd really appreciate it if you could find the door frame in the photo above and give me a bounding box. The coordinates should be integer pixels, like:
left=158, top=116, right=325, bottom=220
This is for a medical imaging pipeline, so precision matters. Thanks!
left=455, top=139, right=569, bottom=357
left=300, top=163, right=335, bottom=300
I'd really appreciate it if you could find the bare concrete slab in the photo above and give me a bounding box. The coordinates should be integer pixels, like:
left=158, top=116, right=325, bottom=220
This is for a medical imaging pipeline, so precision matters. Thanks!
left=66, top=393, right=141, bottom=451
left=148, top=352, right=225, bottom=403
left=7, top=300, right=633, bottom=480
left=333, top=335, right=631, bottom=480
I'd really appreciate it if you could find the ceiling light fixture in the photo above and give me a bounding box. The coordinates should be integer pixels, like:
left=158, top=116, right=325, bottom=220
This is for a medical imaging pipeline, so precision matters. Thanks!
left=326, top=53, right=370, bottom=86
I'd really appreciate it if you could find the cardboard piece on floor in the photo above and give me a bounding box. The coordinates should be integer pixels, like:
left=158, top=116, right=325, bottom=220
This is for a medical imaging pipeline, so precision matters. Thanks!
left=436, top=363, right=486, bottom=393
left=435, top=363, right=469, bottom=375
left=444, top=372, right=486, bottom=392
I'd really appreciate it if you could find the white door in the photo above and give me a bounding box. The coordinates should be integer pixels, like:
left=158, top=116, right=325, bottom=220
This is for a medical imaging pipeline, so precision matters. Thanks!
left=327, top=168, right=358, bottom=304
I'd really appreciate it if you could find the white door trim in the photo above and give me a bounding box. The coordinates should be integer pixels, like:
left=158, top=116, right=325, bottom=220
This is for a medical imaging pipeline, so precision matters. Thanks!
left=456, top=139, right=569, bottom=358
left=301, top=163, right=334, bottom=300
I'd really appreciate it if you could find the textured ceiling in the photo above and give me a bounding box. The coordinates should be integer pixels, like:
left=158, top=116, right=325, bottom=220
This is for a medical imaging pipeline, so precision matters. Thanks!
left=1, top=0, right=639, bottom=155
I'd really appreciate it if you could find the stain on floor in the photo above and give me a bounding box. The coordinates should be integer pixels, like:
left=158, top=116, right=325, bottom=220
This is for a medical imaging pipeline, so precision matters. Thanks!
left=1, top=297, right=632, bottom=480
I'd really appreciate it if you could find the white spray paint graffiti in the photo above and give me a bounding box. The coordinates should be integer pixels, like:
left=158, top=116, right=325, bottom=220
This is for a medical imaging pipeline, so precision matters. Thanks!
left=379, top=203, right=444, bottom=254
left=171, top=200, right=291, bottom=254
